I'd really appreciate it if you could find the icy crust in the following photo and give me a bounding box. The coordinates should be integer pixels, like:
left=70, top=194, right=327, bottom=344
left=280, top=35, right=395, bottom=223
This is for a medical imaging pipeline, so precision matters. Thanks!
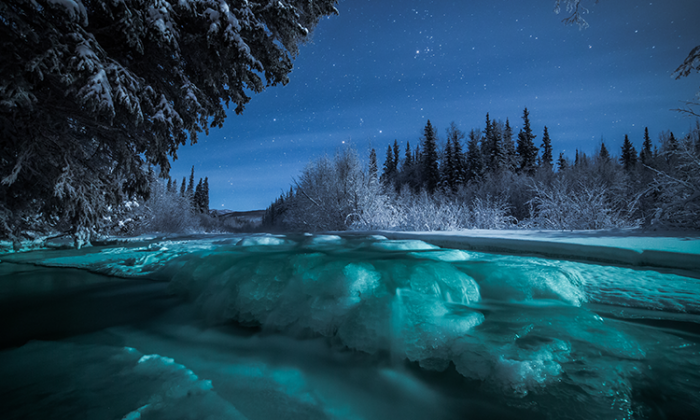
left=6, top=233, right=700, bottom=405
left=0, top=341, right=246, bottom=420
left=155, top=235, right=610, bottom=397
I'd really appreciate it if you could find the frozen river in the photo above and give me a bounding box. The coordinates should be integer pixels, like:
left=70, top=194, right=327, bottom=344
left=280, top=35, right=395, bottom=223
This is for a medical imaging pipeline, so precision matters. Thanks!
left=1, top=233, right=699, bottom=419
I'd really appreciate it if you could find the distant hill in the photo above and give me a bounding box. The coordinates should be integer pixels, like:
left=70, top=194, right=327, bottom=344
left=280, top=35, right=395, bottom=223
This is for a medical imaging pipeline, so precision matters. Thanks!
left=210, top=209, right=265, bottom=230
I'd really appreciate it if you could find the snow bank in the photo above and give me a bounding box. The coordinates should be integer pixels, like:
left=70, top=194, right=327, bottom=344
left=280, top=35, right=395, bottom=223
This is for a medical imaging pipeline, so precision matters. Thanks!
left=369, top=228, right=700, bottom=273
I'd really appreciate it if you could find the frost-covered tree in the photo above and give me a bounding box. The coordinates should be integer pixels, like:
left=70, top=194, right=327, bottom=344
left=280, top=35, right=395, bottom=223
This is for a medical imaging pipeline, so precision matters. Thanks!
left=284, top=147, right=367, bottom=231
left=673, top=45, right=700, bottom=118
left=0, top=0, right=339, bottom=242
left=368, top=148, right=378, bottom=187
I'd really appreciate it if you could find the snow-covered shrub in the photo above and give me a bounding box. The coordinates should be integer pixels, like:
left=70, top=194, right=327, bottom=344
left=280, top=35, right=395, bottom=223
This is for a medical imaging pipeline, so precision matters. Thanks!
left=525, top=178, right=640, bottom=230
left=397, top=189, right=467, bottom=231
left=283, top=147, right=368, bottom=231
left=646, top=133, right=700, bottom=229
left=118, top=181, right=202, bottom=234
left=469, top=195, right=517, bottom=229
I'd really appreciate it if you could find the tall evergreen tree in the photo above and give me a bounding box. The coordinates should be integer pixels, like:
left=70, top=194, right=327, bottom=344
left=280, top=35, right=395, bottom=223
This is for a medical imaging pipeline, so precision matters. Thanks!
left=404, top=141, right=413, bottom=169
left=187, top=166, right=195, bottom=197
left=641, top=127, right=653, bottom=165
left=421, top=120, right=440, bottom=194
left=466, top=129, right=483, bottom=183
left=393, top=140, right=401, bottom=171
left=502, top=118, right=517, bottom=171
left=540, top=126, right=553, bottom=170
left=557, top=152, right=568, bottom=171
left=368, top=148, right=378, bottom=186
left=481, top=113, right=503, bottom=173
left=180, top=177, right=187, bottom=196
left=620, top=134, right=638, bottom=171
left=381, top=145, right=395, bottom=184
left=202, top=177, right=209, bottom=214
left=194, top=179, right=203, bottom=212
left=516, top=107, right=538, bottom=174
left=443, top=136, right=455, bottom=191
left=446, top=122, right=466, bottom=189
left=599, top=141, right=611, bottom=161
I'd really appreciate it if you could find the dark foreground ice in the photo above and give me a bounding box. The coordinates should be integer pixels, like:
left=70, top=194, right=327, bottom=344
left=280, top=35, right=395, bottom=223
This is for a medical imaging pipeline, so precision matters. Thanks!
left=1, top=233, right=699, bottom=419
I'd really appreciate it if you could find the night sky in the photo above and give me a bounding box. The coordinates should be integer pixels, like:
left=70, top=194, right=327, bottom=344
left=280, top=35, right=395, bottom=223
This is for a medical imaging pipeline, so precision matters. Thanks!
left=169, top=0, right=700, bottom=211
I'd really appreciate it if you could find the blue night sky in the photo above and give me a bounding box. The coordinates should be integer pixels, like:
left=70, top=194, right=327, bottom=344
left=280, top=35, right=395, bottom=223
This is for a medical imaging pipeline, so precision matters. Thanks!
left=169, top=0, right=700, bottom=211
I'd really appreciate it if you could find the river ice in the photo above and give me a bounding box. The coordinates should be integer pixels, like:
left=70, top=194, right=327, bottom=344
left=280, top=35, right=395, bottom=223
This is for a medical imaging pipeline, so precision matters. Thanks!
left=1, top=233, right=699, bottom=419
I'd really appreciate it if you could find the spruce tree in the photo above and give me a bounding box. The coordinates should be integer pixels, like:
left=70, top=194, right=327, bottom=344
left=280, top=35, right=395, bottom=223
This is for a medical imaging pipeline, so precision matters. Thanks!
left=443, top=136, right=455, bottom=191
left=516, top=107, right=538, bottom=174
left=202, top=177, right=209, bottom=214
left=368, top=148, right=378, bottom=186
left=599, top=141, right=611, bottom=161
left=187, top=166, right=195, bottom=197
left=557, top=152, right=568, bottom=171
left=421, top=120, right=440, bottom=194
left=446, top=122, right=466, bottom=189
left=393, top=140, right=401, bottom=172
left=180, top=177, right=187, bottom=196
left=466, top=129, right=483, bottom=183
left=540, top=126, right=553, bottom=170
left=641, top=127, right=653, bottom=165
left=194, top=179, right=203, bottom=213
left=404, top=141, right=413, bottom=169
left=620, top=134, right=637, bottom=171
left=502, top=118, right=516, bottom=171
left=381, top=145, right=394, bottom=184
left=482, top=113, right=503, bottom=173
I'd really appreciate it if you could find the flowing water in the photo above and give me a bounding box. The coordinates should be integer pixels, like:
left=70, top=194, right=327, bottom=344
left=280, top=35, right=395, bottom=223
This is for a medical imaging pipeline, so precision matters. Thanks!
left=1, top=233, right=699, bottom=420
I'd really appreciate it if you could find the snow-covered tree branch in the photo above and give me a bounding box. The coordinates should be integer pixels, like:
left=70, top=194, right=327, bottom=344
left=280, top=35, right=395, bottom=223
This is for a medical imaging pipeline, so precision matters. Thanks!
left=0, top=0, right=339, bottom=242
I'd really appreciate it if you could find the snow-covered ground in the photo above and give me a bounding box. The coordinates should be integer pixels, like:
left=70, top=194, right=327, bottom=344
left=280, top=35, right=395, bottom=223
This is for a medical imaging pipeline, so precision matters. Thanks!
left=356, top=228, right=700, bottom=274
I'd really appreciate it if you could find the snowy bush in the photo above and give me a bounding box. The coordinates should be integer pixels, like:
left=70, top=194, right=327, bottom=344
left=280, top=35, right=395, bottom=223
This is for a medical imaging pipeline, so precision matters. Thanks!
left=646, top=134, right=700, bottom=229
left=525, top=178, right=641, bottom=230
left=470, top=196, right=517, bottom=229
left=114, top=181, right=202, bottom=234
left=283, top=148, right=368, bottom=231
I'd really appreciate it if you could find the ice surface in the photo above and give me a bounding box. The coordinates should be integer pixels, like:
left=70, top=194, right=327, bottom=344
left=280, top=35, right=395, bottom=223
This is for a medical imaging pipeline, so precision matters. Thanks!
left=0, top=341, right=246, bottom=420
left=3, top=232, right=700, bottom=419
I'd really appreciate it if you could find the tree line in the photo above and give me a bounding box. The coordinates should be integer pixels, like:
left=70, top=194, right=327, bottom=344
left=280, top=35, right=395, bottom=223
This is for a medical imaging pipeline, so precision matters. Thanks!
left=264, top=110, right=700, bottom=232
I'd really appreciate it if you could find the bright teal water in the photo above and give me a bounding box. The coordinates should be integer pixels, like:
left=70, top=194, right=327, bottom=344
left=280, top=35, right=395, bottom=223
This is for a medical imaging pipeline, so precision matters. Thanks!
left=1, top=233, right=699, bottom=419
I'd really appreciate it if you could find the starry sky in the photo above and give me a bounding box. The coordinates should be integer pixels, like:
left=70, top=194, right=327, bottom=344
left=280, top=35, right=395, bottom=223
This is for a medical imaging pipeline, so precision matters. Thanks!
left=169, top=0, right=700, bottom=211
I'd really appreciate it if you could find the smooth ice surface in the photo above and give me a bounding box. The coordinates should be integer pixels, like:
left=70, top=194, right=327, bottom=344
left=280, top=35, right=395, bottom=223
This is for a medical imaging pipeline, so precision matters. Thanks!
left=2, top=232, right=700, bottom=419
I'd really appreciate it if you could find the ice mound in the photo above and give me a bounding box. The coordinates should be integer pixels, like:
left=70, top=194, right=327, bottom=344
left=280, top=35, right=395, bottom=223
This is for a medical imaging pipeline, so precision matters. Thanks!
left=0, top=341, right=246, bottom=420
left=236, top=235, right=291, bottom=247
left=370, top=239, right=439, bottom=251
left=470, top=260, right=587, bottom=306
left=407, top=249, right=473, bottom=262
